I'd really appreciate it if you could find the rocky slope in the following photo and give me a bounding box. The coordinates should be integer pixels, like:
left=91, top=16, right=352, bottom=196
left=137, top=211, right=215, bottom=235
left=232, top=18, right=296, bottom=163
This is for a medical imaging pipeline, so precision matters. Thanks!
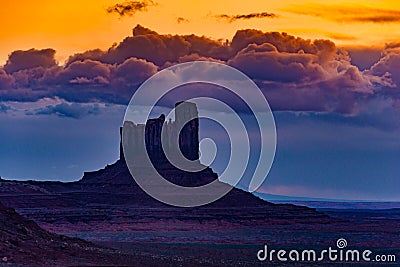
left=1, top=160, right=399, bottom=266
left=0, top=201, right=121, bottom=265
left=0, top=200, right=209, bottom=266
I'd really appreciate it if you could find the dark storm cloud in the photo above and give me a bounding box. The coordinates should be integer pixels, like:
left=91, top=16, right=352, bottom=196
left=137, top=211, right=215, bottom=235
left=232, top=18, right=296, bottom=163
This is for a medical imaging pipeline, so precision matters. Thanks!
left=215, top=12, right=277, bottom=23
left=4, top=49, right=57, bottom=74
left=286, top=4, right=400, bottom=23
left=106, top=1, right=156, bottom=17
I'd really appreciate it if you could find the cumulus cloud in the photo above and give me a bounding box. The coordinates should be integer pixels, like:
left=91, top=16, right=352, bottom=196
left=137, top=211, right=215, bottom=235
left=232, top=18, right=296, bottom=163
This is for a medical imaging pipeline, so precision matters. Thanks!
left=59, top=59, right=111, bottom=85
left=227, top=33, right=381, bottom=113
left=55, top=58, right=156, bottom=104
left=229, top=29, right=338, bottom=59
left=215, top=12, right=277, bottom=23
left=367, top=50, right=400, bottom=89
left=4, top=49, right=57, bottom=74
left=67, top=25, right=191, bottom=66
left=228, top=43, right=328, bottom=83
left=0, top=51, right=159, bottom=104
left=106, top=1, right=156, bottom=17
left=0, top=69, right=14, bottom=89
left=115, top=57, right=157, bottom=85
left=287, top=4, right=400, bottom=24
left=66, top=25, right=230, bottom=66
left=0, top=25, right=399, bottom=115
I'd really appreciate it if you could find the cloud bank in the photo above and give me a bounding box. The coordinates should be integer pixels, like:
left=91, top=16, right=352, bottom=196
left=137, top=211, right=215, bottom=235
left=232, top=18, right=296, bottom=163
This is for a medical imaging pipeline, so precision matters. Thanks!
left=0, top=24, right=398, bottom=116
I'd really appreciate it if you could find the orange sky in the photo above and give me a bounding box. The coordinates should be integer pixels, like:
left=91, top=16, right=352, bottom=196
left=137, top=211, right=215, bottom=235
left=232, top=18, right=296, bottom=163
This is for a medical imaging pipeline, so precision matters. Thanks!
left=1, top=0, right=400, bottom=65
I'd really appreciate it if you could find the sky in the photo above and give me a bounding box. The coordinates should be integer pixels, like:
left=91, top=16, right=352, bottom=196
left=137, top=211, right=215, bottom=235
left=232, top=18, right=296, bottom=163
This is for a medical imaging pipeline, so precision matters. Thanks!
left=0, top=0, right=399, bottom=201
left=2, top=0, right=400, bottom=65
